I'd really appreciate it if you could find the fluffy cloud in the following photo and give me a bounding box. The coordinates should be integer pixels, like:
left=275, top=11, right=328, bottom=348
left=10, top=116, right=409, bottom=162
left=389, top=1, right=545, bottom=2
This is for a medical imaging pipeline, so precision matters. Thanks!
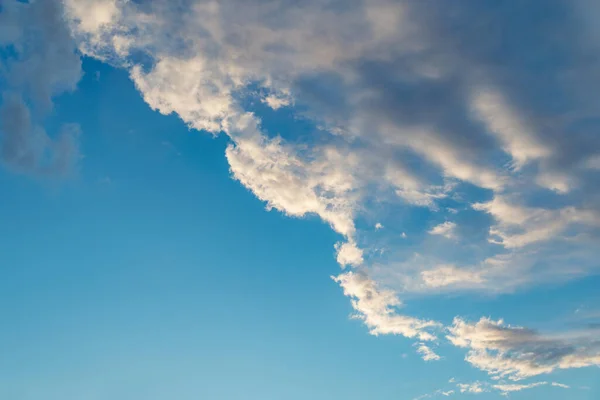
left=447, top=317, right=600, bottom=380
left=335, top=241, right=364, bottom=267
left=130, top=58, right=237, bottom=134
left=226, top=131, right=359, bottom=238
left=0, top=0, right=82, bottom=176
left=332, top=271, right=440, bottom=340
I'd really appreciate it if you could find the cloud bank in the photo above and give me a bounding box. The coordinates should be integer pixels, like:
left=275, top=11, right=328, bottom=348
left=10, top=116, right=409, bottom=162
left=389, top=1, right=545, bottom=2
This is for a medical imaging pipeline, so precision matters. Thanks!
left=3, top=0, right=599, bottom=389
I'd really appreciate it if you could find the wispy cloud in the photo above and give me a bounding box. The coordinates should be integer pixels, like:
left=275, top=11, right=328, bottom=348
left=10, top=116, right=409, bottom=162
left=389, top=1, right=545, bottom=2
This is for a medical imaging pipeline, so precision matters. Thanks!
left=551, top=382, right=570, bottom=389
left=492, top=381, right=547, bottom=395
left=447, top=317, right=600, bottom=380
left=457, top=382, right=488, bottom=394
left=428, top=222, right=457, bottom=240
left=416, top=343, right=441, bottom=361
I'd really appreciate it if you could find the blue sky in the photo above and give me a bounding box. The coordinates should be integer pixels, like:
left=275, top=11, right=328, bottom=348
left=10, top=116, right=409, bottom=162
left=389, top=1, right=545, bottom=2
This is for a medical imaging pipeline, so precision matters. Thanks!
left=1, top=1, right=600, bottom=399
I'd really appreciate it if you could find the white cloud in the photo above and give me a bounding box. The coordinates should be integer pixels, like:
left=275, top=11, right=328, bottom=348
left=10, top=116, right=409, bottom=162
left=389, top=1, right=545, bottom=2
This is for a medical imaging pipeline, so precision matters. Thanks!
left=428, top=222, right=457, bottom=240
left=551, top=382, right=570, bottom=389
left=383, top=127, right=505, bottom=191
left=457, top=382, right=487, bottom=394
left=421, top=265, right=485, bottom=289
left=473, top=196, right=600, bottom=249
left=226, top=132, right=358, bottom=238
left=130, top=57, right=237, bottom=134
left=416, top=343, right=441, bottom=361
left=447, top=317, right=600, bottom=380
left=492, top=381, right=547, bottom=394
left=413, top=388, right=455, bottom=400
left=470, top=87, right=550, bottom=170
left=535, top=170, right=572, bottom=194
left=262, top=93, right=291, bottom=110
left=332, top=271, right=440, bottom=340
left=64, top=0, right=120, bottom=34
left=412, top=394, right=430, bottom=400
left=384, top=162, right=451, bottom=208
left=335, top=241, right=364, bottom=267
left=375, top=222, right=384, bottom=230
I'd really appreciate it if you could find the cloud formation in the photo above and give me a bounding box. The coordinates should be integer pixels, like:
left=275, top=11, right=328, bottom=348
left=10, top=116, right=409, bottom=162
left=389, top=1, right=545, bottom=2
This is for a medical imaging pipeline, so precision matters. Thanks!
left=456, top=382, right=487, bottom=394
left=415, top=343, right=441, bottom=361
left=0, top=0, right=82, bottom=176
left=57, top=0, right=600, bottom=299
left=7, top=0, right=597, bottom=384
left=447, top=317, right=600, bottom=380
left=428, top=222, right=457, bottom=240
left=332, top=271, right=439, bottom=341
left=492, top=381, right=547, bottom=395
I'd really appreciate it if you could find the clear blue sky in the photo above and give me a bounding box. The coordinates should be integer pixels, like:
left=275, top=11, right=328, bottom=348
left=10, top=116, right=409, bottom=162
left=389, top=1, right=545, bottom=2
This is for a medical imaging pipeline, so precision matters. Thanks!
left=1, top=1, right=599, bottom=399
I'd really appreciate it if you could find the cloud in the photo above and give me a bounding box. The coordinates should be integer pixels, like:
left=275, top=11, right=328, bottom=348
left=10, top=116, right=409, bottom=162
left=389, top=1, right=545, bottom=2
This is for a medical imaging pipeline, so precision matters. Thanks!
left=428, top=222, right=457, bottom=240
left=452, top=378, right=569, bottom=396
left=457, top=382, right=487, bottom=394
left=416, top=343, right=441, bottom=361
left=0, top=93, right=80, bottom=175
left=421, top=265, right=485, bottom=289
left=226, top=131, right=358, bottom=238
left=0, top=0, right=82, bottom=176
left=384, top=163, right=453, bottom=208
left=413, top=388, right=454, bottom=400
left=447, top=317, right=600, bottom=380
left=64, top=0, right=120, bottom=35
left=57, top=0, right=600, bottom=292
left=473, top=196, right=600, bottom=249
left=262, top=93, right=291, bottom=110
left=469, top=87, right=551, bottom=170
left=53, top=0, right=600, bottom=381
left=335, top=240, right=364, bottom=267
left=492, top=381, right=547, bottom=395
left=551, top=382, right=570, bottom=389
left=332, top=271, right=440, bottom=341
left=130, top=57, right=236, bottom=134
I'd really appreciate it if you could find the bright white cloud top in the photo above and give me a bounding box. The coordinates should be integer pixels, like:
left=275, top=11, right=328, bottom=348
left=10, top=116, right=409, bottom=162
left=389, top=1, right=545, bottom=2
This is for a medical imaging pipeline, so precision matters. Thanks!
left=2, top=0, right=600, bottom=396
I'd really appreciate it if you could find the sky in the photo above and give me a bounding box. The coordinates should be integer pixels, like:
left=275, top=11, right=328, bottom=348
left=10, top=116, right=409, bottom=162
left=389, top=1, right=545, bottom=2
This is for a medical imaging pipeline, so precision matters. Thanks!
left=1, top=0, right=600, bottom=399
